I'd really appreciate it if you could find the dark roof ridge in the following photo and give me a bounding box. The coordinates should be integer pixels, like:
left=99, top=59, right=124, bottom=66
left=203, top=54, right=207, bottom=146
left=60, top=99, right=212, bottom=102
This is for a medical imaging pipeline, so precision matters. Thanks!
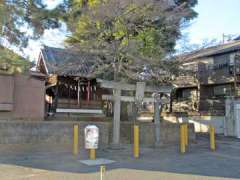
left=179, top=40, right=240, bottom=62
left=39, top=45, right=99, bottom=77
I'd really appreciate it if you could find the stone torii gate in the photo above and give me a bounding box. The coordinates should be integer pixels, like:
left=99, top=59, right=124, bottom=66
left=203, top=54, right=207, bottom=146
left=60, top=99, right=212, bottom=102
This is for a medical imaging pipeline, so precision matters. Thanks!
left=97, top=79, right=173, bottom=146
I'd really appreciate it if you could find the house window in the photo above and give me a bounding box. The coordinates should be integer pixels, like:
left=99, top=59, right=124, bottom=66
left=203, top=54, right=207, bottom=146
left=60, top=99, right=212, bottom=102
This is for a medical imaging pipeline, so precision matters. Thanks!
left=178, top=89, right=195, bottom=100
left=184, top=64, right=198, bottom=72
left=213, top=85, right=231, bottom=96
left=229, top=65, right=234, bottom=75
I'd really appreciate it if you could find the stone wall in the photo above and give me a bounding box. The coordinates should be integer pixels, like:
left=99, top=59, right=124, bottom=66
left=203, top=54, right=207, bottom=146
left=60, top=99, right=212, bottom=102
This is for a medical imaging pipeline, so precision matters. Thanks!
left=0, top=120, right=195, bottom=146
left=0, top=121, right=112, bottom=148
left=120, top=121, right=195, bottom=145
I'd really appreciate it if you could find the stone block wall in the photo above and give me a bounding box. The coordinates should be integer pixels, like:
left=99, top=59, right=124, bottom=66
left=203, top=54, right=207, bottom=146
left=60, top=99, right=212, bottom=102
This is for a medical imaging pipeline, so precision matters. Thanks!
left=0, top=121, right=111, bottom=148
left=120, top=121, right=195, bottom=145
left=0, top=120, right=195, bottom=146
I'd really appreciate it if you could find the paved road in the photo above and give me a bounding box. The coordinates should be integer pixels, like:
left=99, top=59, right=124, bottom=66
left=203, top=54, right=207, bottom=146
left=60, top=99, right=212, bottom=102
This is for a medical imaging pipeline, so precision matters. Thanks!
left=0, top=136, right=239, bottom=180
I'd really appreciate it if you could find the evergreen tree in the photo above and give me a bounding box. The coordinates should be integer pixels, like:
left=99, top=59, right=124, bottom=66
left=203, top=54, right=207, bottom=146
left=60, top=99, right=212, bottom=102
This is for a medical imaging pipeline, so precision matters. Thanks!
left=0, top=0, right=67, bottom=48
left=0, top=0, right=198, bottom=82
left=65, top=0, right=198, bottom=83
left=0, top=45, right=32, bottom=74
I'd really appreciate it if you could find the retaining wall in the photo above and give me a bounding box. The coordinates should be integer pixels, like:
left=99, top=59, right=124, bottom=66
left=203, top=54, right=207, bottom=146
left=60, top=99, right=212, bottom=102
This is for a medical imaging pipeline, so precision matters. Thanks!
left=0, top=120, right=195, bottom=146
left=120, top=121, right=195, bottom=145
left=163, top=115, right=224, bottom=134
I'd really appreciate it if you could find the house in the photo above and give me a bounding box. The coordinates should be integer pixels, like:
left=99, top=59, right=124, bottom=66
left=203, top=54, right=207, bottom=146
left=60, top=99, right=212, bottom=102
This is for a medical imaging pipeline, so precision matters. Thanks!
left=36, top=46, right=110, bottom=117
left=172, top=40, right=240, bottom=116
left=234, top=36, right=240, bottom=41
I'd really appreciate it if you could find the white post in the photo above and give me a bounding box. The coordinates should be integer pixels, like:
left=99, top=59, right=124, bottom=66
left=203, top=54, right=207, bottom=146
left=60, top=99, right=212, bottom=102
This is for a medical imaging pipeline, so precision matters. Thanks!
left=112, top=88, right=121, bottom=144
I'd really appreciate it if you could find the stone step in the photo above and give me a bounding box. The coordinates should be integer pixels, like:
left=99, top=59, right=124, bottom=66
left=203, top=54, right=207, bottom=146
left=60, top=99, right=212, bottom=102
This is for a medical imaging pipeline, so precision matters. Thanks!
left=56, top=108, right=103, bottom=114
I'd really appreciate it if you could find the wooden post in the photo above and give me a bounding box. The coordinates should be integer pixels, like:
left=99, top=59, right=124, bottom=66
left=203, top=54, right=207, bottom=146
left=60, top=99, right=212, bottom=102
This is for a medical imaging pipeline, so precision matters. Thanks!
left=112, top=88, right=121, bottom=145
left=54, top=78, right=59, bottom=113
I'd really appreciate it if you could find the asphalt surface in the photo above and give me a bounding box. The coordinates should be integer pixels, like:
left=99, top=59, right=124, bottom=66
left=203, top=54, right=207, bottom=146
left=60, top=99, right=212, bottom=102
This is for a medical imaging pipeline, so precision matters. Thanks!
left=0, top=135, right=239, bottom=180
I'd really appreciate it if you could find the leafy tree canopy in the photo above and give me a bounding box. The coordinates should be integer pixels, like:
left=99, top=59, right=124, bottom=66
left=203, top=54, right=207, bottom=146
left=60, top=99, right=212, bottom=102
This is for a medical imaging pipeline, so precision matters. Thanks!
left=0, top=0, right=67, bottom=48
left=0, top=0, right=198, bottom=83
left=0, top=45, right=32, bottom=74
left=65, top=0, right=198, bottom=83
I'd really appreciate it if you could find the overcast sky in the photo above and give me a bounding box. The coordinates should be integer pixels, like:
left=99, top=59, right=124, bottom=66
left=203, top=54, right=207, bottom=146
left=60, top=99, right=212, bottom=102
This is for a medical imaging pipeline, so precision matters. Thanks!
left=21, top=0, right=240, bottom=61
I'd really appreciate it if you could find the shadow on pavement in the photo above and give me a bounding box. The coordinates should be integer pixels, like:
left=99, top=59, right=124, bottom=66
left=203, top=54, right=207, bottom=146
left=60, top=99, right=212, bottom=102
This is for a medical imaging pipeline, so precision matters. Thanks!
left=0, top=136, right=239, bottom=179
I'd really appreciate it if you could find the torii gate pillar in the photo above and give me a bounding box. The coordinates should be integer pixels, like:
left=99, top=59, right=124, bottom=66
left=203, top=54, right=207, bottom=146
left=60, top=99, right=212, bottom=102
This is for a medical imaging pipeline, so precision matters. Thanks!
left=112, top=88, right=121, bottom=145
left=112, top=82, right=145, bottom=145
left=97, top=79, right=172, bottom=146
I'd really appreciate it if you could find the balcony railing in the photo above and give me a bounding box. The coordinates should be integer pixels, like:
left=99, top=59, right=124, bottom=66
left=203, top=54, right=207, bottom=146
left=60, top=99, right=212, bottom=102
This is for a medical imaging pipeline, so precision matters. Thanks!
left=174, top=75, right=198, bottom=87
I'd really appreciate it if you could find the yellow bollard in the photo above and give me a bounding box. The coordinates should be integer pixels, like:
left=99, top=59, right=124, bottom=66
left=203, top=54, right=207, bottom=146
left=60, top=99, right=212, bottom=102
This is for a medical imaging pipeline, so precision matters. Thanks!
left=184, top=124, right=188, bottom=146
left=133, top=125, right=139, bottom=158
left=73, top=124, right=79, bottom=155
left=89, top=149, right=96, bottom=160
left=180, top=124, right=185, bottom=154
left=100, top=166, right=106, bottom=180
left=210, top=125, right=216, bottom=151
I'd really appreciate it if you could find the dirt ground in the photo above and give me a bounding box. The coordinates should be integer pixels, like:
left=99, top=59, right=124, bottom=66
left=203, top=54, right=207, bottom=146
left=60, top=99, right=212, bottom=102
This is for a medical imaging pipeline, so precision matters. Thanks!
left=0, top=135, right=240, bottom=180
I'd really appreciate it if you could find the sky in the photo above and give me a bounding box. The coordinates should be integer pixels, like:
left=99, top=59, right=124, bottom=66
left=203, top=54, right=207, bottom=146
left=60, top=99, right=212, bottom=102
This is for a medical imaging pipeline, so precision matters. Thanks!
left=10, top=0, right=240, bottom=61
left=184, top=0, right=240, bottom=44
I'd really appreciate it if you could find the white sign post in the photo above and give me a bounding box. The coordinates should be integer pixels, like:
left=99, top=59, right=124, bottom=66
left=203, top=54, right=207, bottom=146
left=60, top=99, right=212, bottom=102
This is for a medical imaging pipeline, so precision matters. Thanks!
left=85, top=125, right=99, bottom=149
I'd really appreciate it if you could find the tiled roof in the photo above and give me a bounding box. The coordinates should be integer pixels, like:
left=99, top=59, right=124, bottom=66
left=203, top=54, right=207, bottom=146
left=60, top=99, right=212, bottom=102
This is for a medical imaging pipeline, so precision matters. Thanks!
left=234, top=36, right=240, bottom=40
left=179, top=40, right=240, bottom=62
left=40, top=46, right=99, bottom=77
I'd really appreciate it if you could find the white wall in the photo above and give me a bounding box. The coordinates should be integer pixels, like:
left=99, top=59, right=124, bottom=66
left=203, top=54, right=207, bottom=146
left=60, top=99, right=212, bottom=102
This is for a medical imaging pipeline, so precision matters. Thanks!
left=163, top=115, right=224, bottom=134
